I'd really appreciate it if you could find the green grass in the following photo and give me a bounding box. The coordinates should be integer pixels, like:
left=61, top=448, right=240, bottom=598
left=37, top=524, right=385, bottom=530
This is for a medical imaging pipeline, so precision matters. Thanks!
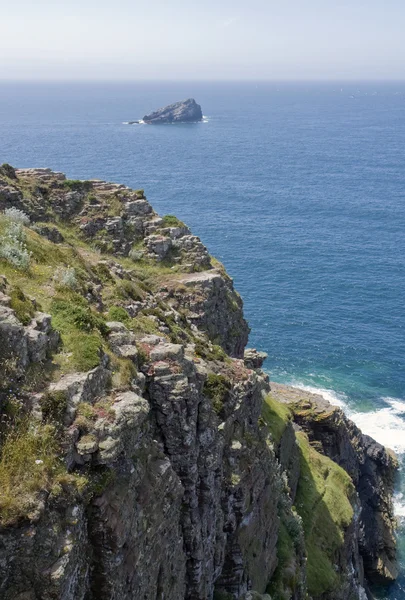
left=0, top=419, right=86, bottom=525
left=161, top=214, right=185, bottom=228
left=50, top=293, right=108, bottom=371
left=51, top=294, right=108, bottom=334
left=194, top=341, right=227, bottom=362
left=63, top=179, right=93, bottom=192
left=266, top=520, right=298, bottom=600
left=294, top=431, right=354, bottom=597
left=262, top=395, right=292, bottom=444
left=9, top=286, right=36, bottom=325
left=130, top=314, right=161, bottom=336
left=107, top=305, right=131, bottom=325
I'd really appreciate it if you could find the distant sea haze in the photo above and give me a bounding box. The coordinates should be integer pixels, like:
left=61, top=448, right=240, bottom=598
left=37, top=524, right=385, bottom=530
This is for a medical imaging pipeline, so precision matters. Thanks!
left=0, top=80, right=404, bottom=598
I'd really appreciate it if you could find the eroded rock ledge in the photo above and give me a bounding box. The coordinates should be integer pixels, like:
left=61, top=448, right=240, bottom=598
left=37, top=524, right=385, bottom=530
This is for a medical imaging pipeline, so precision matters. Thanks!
left=0, top=166, right=398, bottom=600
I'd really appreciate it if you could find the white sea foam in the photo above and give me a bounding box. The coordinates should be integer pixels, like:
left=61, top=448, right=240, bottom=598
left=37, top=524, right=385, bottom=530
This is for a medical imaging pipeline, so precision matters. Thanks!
left=289, top=381, right=349, bottom=409
left=349, top=398, right=405, bottom=455
left=394, top=493, right=405, bottom=520
left=289, top=382, right=405, bottom=455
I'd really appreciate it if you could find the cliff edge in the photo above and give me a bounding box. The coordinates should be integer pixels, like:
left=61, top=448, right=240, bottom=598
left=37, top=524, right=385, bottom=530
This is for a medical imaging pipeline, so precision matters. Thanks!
left=0, top=164, right=398, bottom=600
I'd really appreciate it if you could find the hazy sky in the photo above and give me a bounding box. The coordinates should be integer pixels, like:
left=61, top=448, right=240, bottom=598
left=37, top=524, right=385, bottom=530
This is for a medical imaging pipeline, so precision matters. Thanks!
left=1, top=0, right=405, bottom=80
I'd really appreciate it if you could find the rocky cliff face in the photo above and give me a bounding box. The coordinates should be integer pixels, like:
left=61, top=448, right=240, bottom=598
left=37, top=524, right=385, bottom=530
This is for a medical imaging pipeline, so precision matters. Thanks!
left=0, top=165, right=398, bottom=600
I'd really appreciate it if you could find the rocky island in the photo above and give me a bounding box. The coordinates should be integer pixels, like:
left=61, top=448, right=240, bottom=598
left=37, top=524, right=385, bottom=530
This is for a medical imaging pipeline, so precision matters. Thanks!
left=129, top=98, right=203, bottom=124
left=0, top=164, right=398, bottom=600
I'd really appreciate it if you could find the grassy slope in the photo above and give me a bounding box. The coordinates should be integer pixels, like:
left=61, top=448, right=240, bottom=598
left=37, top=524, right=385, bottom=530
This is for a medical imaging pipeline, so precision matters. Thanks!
left=295, top=431, right=354, bottom=597
left=262, top=393, right=355, bottom=599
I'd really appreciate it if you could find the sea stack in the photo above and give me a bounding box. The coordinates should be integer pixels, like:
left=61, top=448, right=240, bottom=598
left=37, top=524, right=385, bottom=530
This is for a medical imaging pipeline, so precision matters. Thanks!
left=142, top=98, right=203, bottom=124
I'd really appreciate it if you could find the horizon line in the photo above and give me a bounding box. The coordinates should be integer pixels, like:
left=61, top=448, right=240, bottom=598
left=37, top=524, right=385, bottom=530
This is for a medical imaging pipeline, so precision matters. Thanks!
left=1, top=78, right=405, bottom=84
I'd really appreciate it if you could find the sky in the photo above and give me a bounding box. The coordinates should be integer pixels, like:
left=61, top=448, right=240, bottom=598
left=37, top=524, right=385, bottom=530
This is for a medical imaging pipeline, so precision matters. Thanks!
left=1, top=0, right=405, bottom=80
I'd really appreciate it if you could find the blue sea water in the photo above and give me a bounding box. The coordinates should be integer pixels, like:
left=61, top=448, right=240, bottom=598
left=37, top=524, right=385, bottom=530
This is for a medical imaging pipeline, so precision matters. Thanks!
left=0, top=80, right=404, bottom=598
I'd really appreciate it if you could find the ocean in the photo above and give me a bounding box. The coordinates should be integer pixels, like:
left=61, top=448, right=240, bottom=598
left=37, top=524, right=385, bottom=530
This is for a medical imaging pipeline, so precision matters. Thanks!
left=0, top=80, right=404, bottom=598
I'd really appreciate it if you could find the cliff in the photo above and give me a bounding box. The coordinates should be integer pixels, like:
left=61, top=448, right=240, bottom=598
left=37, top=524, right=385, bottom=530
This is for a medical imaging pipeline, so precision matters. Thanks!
left=0, top=164, right=398, bottom=600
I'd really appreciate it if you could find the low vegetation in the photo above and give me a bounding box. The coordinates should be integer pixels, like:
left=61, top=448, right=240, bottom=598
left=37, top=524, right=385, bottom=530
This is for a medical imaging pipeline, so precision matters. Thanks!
left=50, top=292, right=108, bottom=371
left=262, top=394, right=292, bottom=444
left=63, top=179, right=93, bottom=192
left=0, top=211, right=32, bottom=270
left=0, top=419, right=86, bottom=526
left=203, top=373, right=231, bottom=414
left=161, top=214, right=185, bottom=228
left=294, top=431, right=354, bottom=597
left=9, top=286, right=36, bottom=324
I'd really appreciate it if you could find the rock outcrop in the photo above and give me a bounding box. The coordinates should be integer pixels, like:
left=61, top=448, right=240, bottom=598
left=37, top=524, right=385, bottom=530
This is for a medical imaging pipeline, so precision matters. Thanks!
left=270, top=383, right=398, bottom=587
left=142, top=98, right=203, bottom=124
left=269, top=383, right=398, bottom=597
left=0, top=166, right=398, bottom=600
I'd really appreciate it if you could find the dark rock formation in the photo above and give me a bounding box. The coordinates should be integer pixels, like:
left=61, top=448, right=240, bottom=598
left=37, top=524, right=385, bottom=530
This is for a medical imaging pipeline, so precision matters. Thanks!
left=142, top=98, right=203, bottom=124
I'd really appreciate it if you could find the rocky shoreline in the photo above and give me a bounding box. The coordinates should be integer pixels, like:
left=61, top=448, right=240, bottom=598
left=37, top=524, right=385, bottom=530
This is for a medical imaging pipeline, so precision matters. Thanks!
left=0, top=165, right=398, bottom=600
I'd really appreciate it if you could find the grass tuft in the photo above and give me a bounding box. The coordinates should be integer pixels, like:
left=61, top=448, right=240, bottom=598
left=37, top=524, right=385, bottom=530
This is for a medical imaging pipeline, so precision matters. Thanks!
left=9, top=286, right=36, bottom=325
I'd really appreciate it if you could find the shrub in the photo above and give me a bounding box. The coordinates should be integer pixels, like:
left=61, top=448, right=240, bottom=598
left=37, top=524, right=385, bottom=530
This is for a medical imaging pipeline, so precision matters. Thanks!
left=203, top=373, right=231, bottom=415
left=161, top=214, right=185, bottom=228
left=0, top=215, right=32, bottom=270
left=0, top=237, right=31, bottom=270
left=4, top=207, right=30, bottom=225
left=93, top=262, right=114, bottom=282
left=195, top=341, right=226, bottom=362
left=63, top=179, right=93, bottom=192
left=128, top=248, right=144, bottom=262
left=40, top=391, right=68, bottom=424
left=0, top=163, right=17, bottom=179
left=54, top=266, right=78, bottom=290
left=51, top=297, right=108, bottom=336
